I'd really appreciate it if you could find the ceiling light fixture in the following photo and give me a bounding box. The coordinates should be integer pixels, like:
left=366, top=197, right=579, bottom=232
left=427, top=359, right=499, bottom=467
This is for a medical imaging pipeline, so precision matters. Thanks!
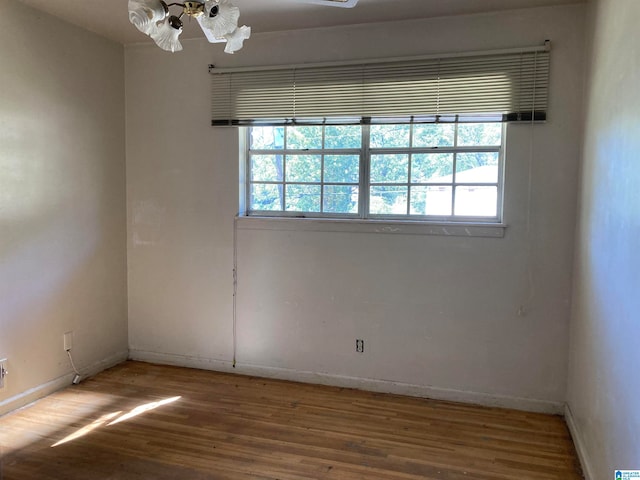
left=302, top=0, right=359, bottom=7
left=128, top=0, right=250, bottom=53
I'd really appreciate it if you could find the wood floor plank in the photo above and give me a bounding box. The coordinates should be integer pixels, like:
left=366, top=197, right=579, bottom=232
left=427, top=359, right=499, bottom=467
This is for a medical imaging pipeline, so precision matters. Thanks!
left=0, top=361, right=582, bottom=479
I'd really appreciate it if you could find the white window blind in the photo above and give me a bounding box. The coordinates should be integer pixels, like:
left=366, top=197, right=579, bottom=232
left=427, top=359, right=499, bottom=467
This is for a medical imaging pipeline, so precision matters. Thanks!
left=210, top=42, right=550, bottom=126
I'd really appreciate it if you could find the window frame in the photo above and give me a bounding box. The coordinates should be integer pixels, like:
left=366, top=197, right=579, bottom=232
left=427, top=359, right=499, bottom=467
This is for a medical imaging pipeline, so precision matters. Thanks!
left=243, top=122, right=506, bottom=224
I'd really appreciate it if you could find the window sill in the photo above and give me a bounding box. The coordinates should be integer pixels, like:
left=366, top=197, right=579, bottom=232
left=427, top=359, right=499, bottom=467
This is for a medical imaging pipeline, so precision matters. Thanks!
left=236, top=216, right=506, bottom=238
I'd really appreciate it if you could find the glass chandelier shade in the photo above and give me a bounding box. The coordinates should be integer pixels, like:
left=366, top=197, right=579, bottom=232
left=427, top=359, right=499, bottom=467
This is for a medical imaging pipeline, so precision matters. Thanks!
left=150, top=15, right=184, bottom=52
left=128, top=0, right=168, bottom=35
left=199, top=0, right=240, bottom=39
left=224, top=25, right=251, bottom=54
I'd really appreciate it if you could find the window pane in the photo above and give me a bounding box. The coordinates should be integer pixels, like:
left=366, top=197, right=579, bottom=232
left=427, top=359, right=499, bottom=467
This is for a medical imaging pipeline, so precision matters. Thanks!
left=287, top=126, right=322, bottom=150
left=411, top=153, right=454, bottom=183
left=369, top=186, right=408, bottom=215
left=370, top=154, right=409, bottom=183
left=325, top=125, right=362, bottom=149
left=410, top=186, right=452, bottom=216
left=251, top=155, right=283, bottom=182
left=250, top=184, right=283, bottom=211
left=250, top=126, right=284, bottom=150
left=324, top=155, right=359, bottom=183
left=370, top=124, right=410, bottom=148
left=454, top=186, right=498, bottom=216
left=457, top=123, right=502, bottom=146
left=413, top=124, right=455, bottom=147
left=286, top=155, right=321, bottom=183
left=455, top=153, right=499, bottom=183
left=323, top=185, right=358, bottom=214
left=286, top=184, right=321, bottom=212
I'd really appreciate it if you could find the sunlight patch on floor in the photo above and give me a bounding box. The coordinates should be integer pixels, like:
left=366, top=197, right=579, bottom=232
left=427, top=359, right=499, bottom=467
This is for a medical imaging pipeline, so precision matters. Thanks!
left=50, top=396, right=182, bottom=447
left=108, top=396, right=181, bottom=426
left=0, top=390, right=118, bottom=454
left=51, top=411, right=122, bottom=447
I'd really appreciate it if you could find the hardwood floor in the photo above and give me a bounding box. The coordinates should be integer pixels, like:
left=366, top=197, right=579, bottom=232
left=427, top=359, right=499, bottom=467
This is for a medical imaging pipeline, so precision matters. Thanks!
left=0, top=362, right=582, bottom=479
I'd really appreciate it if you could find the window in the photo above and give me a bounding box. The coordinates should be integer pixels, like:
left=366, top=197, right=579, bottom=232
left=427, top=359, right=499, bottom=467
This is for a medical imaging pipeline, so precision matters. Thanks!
left=220, top=44, right=549, bottom=227
left=246, top=121, right=503, bottom=222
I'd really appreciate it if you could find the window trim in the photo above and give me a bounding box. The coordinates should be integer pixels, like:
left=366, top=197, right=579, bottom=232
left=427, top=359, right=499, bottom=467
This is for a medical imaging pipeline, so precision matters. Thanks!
left=236, top=215, right=507, bottom=238
left=242, top=123, right=506, bottom=225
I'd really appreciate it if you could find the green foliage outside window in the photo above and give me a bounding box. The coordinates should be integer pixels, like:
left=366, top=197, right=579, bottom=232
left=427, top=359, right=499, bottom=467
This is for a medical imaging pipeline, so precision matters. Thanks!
left=247, top=122, right=502, bottom=219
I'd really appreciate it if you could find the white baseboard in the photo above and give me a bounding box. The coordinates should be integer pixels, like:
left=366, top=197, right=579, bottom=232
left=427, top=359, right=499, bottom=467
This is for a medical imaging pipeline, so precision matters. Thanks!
left=0, top=350, right=128, bottom=417
left=564, top=404, right=593, bottom=480
left=129, top=349, right=564, bottom=414
left=0, top=374, right=72, bottom=418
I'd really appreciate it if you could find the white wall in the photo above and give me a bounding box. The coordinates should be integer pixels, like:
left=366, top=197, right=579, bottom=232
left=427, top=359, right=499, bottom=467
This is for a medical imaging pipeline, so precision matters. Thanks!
left=0, top=0, right=128, bottom=415
left=126, top=5, right=585, bottom=412
left=567, top=0, right=640, bottom=477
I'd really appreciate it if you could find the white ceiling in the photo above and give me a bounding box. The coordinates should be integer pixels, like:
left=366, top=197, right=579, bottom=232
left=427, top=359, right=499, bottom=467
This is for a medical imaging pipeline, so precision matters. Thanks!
left=17, top=0, right=584, bottom=45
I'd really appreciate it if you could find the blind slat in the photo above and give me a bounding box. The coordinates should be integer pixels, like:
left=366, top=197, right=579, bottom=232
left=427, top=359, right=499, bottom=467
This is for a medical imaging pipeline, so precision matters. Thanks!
left=211, top=46, right=550, bottom=125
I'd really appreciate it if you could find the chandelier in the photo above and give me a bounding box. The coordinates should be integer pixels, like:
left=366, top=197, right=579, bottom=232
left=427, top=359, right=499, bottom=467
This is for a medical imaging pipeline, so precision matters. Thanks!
left=128, top=0, right=251, bottom=54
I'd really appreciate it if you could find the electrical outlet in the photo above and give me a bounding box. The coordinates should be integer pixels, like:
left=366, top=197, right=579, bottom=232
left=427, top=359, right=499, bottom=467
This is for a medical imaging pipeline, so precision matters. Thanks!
left=356, top=339, right=364, bottom=353
left=0, top=358, right=7, bottom=389
left=63, top=332, right=73, bottom=352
